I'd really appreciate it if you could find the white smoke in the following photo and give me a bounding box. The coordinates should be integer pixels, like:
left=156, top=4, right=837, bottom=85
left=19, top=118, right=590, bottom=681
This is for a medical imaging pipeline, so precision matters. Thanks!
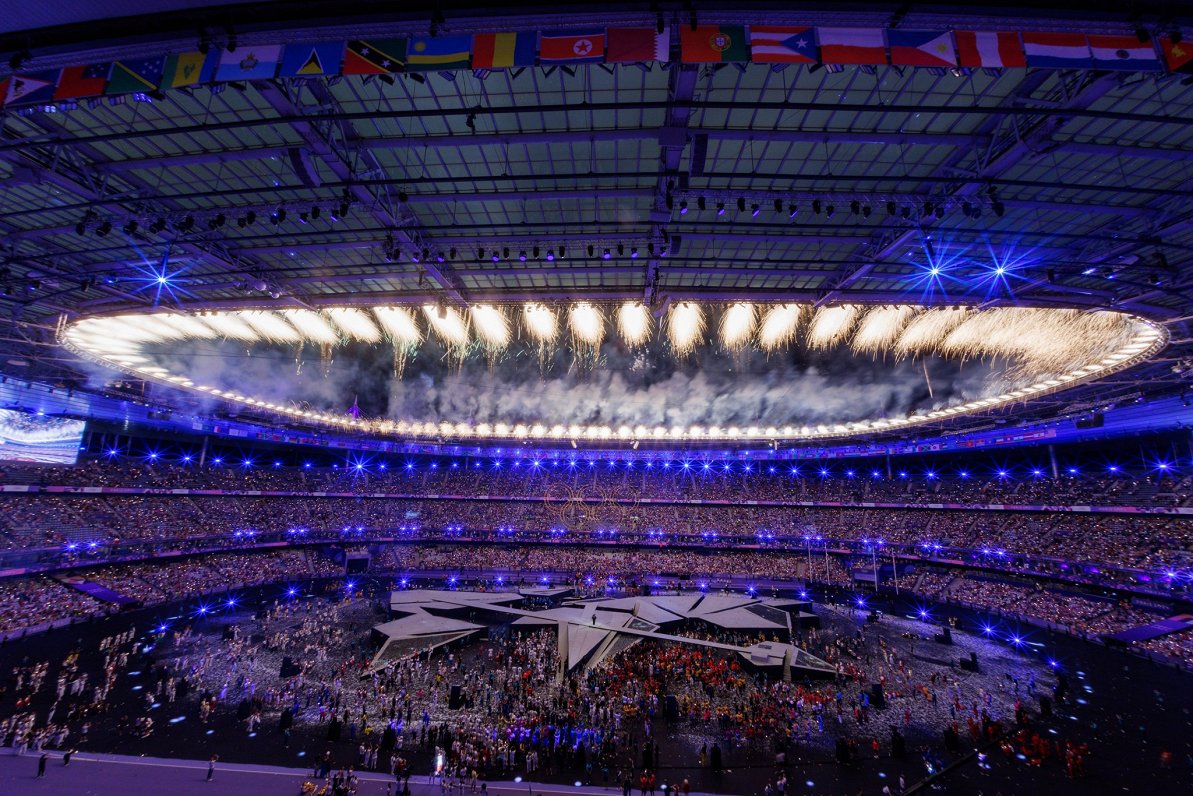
left=385, top=341, right=1005, bottom=428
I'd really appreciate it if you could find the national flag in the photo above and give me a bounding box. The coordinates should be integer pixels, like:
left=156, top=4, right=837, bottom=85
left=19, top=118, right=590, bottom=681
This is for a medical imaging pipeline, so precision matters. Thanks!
left=887, top=30, right=955, bottom=67
left=279, top=42, right=345, bottom=78
left=214, top=44, right=282, bottom=81
left=160, top=51, right=218, bottom=89
left=1087, top=35, right=1161, bottom=71
left=54, top=63, right=110, bottom=100
left=954, top=31, right=1025, bottom=68
left=817, top=28, right=887, bottom=65
left=106, top=56, right=166, bottom=95
left=606, top=27, right=669, bottom=63
left=539, top=29, right=606, bottom=63
left=680, top=25, right=749, bottom=63
left=1021, top=32, right=1091, bottom=69
left=472, top=32, right=537, bottom=69
left=344, top=40, right=407, bottom=74
left=406, top=35, right=472, bottom=71
left=749, top=26, right=817, bottom=64
left=1160, top=36, right=1193, bottom=74
left=4, top=70, right=58, bottom=106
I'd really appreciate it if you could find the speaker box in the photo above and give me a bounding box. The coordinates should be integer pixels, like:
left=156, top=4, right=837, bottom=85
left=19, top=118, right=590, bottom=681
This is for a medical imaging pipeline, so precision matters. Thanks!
left=665, top=694, right=679, bottom=721
left=870, top=683, right=886, bottom=709
left=959, top=652, right=979, bottom=672
left=934, top=627, right=953, bottom=645
left=280, top=656, right=301, bottom=678
left=448, top=685, right=463, bottom=710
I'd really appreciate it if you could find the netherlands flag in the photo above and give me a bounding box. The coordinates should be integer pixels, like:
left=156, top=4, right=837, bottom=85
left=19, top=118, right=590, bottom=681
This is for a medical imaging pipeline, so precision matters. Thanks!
left=954, top=31, right=1025, bottom=68
left=1021, top=32, right=1091, bottom=69
left=1087, top=35, right=1162, bottom=71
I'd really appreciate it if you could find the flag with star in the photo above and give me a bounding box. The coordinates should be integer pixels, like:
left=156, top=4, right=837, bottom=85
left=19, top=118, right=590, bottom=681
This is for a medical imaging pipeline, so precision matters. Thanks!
left=539, top=29, right=606, bottom=64
left=279, top=42, right=345, bottom=78
left=344, top=40, right=407, bottom=74
left=749, top=26, right=817, bottom=64
left=106, top=56, right=167, bottom=95
left=54, top=63, right=110, bottom=100
left=1160, top=36, right=1193, bottom=74
left=887, top=30, right=956, bottom=67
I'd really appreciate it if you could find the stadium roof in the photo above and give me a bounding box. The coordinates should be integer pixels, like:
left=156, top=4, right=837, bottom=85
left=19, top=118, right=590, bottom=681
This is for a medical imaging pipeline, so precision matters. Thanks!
left=1, top=2, right=1192, bottom=445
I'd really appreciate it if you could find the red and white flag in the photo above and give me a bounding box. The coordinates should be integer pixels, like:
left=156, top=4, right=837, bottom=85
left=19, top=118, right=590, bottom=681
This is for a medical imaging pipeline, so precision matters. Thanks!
left=954, top=31, right=1025, bottom=68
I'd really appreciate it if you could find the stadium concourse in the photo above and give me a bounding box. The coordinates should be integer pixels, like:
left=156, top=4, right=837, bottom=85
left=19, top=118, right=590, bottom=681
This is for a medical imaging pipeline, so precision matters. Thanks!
left=3, top=1, right=1193, bottom=795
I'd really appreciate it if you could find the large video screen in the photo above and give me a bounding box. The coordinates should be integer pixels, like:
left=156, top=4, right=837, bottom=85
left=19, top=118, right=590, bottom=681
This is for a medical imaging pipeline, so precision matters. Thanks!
left=0, top=409, right=86, bottom=464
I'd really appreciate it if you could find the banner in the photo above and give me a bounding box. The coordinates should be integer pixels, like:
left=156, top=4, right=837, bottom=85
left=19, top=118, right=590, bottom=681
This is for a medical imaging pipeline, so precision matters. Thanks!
left=680, top=25, right=749, bottom=63
left=749, top=26, right=817, bottom=64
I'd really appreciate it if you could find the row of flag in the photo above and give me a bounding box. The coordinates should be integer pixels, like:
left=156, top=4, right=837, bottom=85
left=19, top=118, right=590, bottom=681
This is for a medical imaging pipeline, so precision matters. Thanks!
left=3, top=27, right=1192, bottom=108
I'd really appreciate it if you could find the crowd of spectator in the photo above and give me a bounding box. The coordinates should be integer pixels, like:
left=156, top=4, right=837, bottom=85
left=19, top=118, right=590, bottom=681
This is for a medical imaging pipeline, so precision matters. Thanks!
left=0, top=457, right=1189, bottom=668
left=0, top=551, right=341, bottom=636
left=2, top=457, right=1189, bottom=508
left=1, top=492, right=1187, bottom=588
left=0, top=576, right=109, bottom=635
left=1, top=539, right=1190, bottom=669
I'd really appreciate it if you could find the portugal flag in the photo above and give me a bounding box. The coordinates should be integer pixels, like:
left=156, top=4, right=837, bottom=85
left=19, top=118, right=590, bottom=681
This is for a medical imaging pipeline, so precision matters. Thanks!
left=680, top=25, right=748, bottom=63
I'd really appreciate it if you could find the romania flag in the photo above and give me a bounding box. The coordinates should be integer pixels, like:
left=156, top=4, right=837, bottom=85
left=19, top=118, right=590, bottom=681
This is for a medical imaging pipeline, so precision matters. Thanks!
left=472, top=32, right=537, bottom=69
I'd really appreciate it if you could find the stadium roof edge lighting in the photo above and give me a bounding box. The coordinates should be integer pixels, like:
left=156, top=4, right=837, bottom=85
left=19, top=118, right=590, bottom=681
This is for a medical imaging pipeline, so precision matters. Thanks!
left=60, top=302, right=1167, bottom=445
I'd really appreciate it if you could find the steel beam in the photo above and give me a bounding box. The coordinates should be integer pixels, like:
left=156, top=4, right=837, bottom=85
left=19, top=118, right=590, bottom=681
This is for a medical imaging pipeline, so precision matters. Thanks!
left=819, top=73, right=1123, bottom=306
left=3, top=99, right=1192, bottom=156
left=254, top=80, right=467, bottom=307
